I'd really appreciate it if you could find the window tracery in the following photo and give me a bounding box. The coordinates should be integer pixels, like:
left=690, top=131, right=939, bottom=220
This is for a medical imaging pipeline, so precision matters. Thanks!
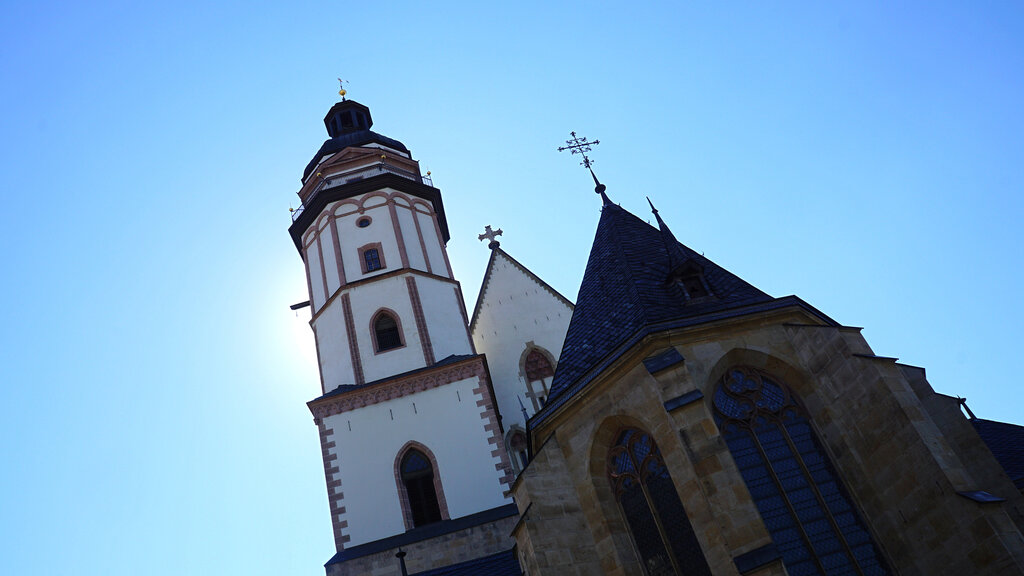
left=713, top=367, right=890, bottom=576
left=522, top=347, right=554, bottom=412
left=607, top=428, right=712, bottom=576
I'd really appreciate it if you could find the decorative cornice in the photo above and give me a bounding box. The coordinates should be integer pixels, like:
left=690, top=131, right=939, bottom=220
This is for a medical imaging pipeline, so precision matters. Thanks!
left=309, top=356, right=486, bottom=420
left=290, top=173, right=449, bottom=253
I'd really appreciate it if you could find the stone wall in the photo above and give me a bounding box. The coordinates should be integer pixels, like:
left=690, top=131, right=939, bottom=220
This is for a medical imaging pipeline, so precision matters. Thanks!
left=515, top=304, right=1024, bottom=575
left=326, top=515, right=517, bottom=576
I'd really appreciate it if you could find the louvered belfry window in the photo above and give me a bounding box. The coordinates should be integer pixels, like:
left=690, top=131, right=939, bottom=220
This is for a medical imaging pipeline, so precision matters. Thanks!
left=400, top=449, right=442, bottom=527
left=608, top=429, right=712, bottom=576
left=713, top=368, right=891, bottom=576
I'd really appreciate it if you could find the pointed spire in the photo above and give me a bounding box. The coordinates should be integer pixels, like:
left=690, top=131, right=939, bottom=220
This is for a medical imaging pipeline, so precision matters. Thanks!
left=647, top=197, right=687, bottom=271
left=591, top=167, right=611, bottom=206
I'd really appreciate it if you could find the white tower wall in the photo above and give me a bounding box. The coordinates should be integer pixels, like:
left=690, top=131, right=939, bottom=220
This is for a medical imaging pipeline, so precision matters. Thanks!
left=313, top=358, right=511, bottom=548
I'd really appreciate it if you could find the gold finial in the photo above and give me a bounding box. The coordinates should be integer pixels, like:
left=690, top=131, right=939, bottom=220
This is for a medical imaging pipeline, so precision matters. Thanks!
left=337, top=78, right=348, bottom=100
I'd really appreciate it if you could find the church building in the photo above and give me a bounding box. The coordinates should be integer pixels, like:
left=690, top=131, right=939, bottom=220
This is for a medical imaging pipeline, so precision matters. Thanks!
left=286, top=94, right=1024, bottom=576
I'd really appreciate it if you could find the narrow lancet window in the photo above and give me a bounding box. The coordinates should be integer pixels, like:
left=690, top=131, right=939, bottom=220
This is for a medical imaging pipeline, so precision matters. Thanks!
left=400, top=449, right=443, bottom=527
left=373, top=312, right=403, bottom=352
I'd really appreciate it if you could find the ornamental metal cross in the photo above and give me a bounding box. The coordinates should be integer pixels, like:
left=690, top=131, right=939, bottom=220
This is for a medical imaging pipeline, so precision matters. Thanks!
left=558, top=131, right=600, bottom=169
left=478, top=225, right=503, bottom=249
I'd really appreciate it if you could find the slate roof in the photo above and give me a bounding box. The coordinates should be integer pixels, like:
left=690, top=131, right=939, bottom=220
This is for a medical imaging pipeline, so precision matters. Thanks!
left=971, top=418, right=1024, bottom=489
left=410, top=548, right=521, bottom=576
left=533, top=200, right=829, bottom=427
left=302, top=130, right=410, bottom=182
left=325, top=504, right=519, bottom=566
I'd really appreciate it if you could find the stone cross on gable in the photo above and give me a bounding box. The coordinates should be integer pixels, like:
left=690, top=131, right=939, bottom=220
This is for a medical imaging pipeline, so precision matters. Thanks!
left=478, top=225, right=503, bottom=249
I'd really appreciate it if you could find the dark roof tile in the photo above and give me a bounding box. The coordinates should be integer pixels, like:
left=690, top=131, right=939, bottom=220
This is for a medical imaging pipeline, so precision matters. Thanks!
left=546, top=203, right=772, bottom=404
left=972, top=418, right=1024, bottom=489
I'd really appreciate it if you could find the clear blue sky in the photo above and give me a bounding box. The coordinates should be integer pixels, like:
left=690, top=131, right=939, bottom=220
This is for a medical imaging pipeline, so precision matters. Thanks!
left=2, top=2, right=1021, bottom=574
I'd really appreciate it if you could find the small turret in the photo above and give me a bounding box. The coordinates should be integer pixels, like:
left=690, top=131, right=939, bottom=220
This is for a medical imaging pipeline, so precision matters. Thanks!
left=323, top=100, right=373, bottom=137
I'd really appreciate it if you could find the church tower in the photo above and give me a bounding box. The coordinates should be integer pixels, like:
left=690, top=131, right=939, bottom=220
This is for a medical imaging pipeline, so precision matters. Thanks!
left=289, top=97, right=517, bottom=575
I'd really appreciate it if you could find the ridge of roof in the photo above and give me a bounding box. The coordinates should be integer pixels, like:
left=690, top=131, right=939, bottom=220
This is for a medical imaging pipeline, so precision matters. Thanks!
left=469, top=247, right=575, bottom=334
left=541, top=200, right=775, bottom=417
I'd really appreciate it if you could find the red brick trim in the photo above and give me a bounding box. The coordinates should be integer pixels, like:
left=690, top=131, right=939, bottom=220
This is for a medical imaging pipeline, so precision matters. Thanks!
left=341, top=294, right=365, bottom=386
left=309, top=356, right=486, bottom=419
left=430, top=210, right=455, bottom=279
left=472, top=370, right=516, bottom=490
left=369, top=308, right=407, bottom=355
left=357, top=242, right=386, bottom=274
left=329, top=216, right=347, bottom=287
left=393, top=440, right=451, bottom=531
left=406, top=277, right=435, bottom=366
left=304, top=244, right=317, bottom=312
left=317, top=421, right=351, bottom=551
left=387, top=201, right=411, bottom=269
left=316, top=234, right=330, bottom=302
left=410, top=206, right=433, bottom=274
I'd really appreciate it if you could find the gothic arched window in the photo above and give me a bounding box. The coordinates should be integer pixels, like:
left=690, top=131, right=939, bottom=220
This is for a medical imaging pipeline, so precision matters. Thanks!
left=399, top=448, right=443, bottom=528
left=523, top=347, right=554, bottom=411
left=713, top=367, right=891, bottom=576
left=373, top=311, right=403, bottom=352
left=508, top=429, right=529, bottom=473
left=607, top=429, right=712, bottom=576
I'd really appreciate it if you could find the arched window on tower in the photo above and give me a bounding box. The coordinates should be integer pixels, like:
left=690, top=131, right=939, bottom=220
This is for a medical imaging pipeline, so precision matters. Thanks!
left=373, top=311, right=404, bottom=352
left=523, top=347, right=555, bottom=412
left=607, top=428, right=712, bottom=576
left=713, top=367, right=891, bottom=576
left=399, top=448, right=444, bottom=528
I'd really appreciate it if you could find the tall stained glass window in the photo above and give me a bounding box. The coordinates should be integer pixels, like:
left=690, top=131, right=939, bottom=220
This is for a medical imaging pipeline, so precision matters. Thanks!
left=713, top=367, right=890, bottom=576
left=607, top=429, right=712, bottom=576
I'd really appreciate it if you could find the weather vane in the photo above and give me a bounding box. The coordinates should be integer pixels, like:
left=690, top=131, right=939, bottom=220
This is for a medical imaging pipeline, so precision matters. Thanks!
left=558, top=131, right=608, bottom=198
left=337, top=78, right=349, bottom=100
left=558, top=131, right=600, bottom=169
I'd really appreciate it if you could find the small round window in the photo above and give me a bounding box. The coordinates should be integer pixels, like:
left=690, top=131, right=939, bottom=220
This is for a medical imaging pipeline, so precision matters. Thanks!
left=357, top=217, right=371, bottom=228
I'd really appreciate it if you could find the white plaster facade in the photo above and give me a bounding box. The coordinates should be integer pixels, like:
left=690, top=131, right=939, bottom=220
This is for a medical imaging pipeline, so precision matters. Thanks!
left=297, top=185, right=471, bottom=394
left=471, top=249, right=573, bottom=438
left=320, top=375, right=509, bottom=547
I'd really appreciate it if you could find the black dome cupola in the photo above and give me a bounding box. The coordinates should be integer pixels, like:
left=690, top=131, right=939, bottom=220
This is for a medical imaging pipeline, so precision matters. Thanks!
left=324, top=100, right=373, bottom=137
